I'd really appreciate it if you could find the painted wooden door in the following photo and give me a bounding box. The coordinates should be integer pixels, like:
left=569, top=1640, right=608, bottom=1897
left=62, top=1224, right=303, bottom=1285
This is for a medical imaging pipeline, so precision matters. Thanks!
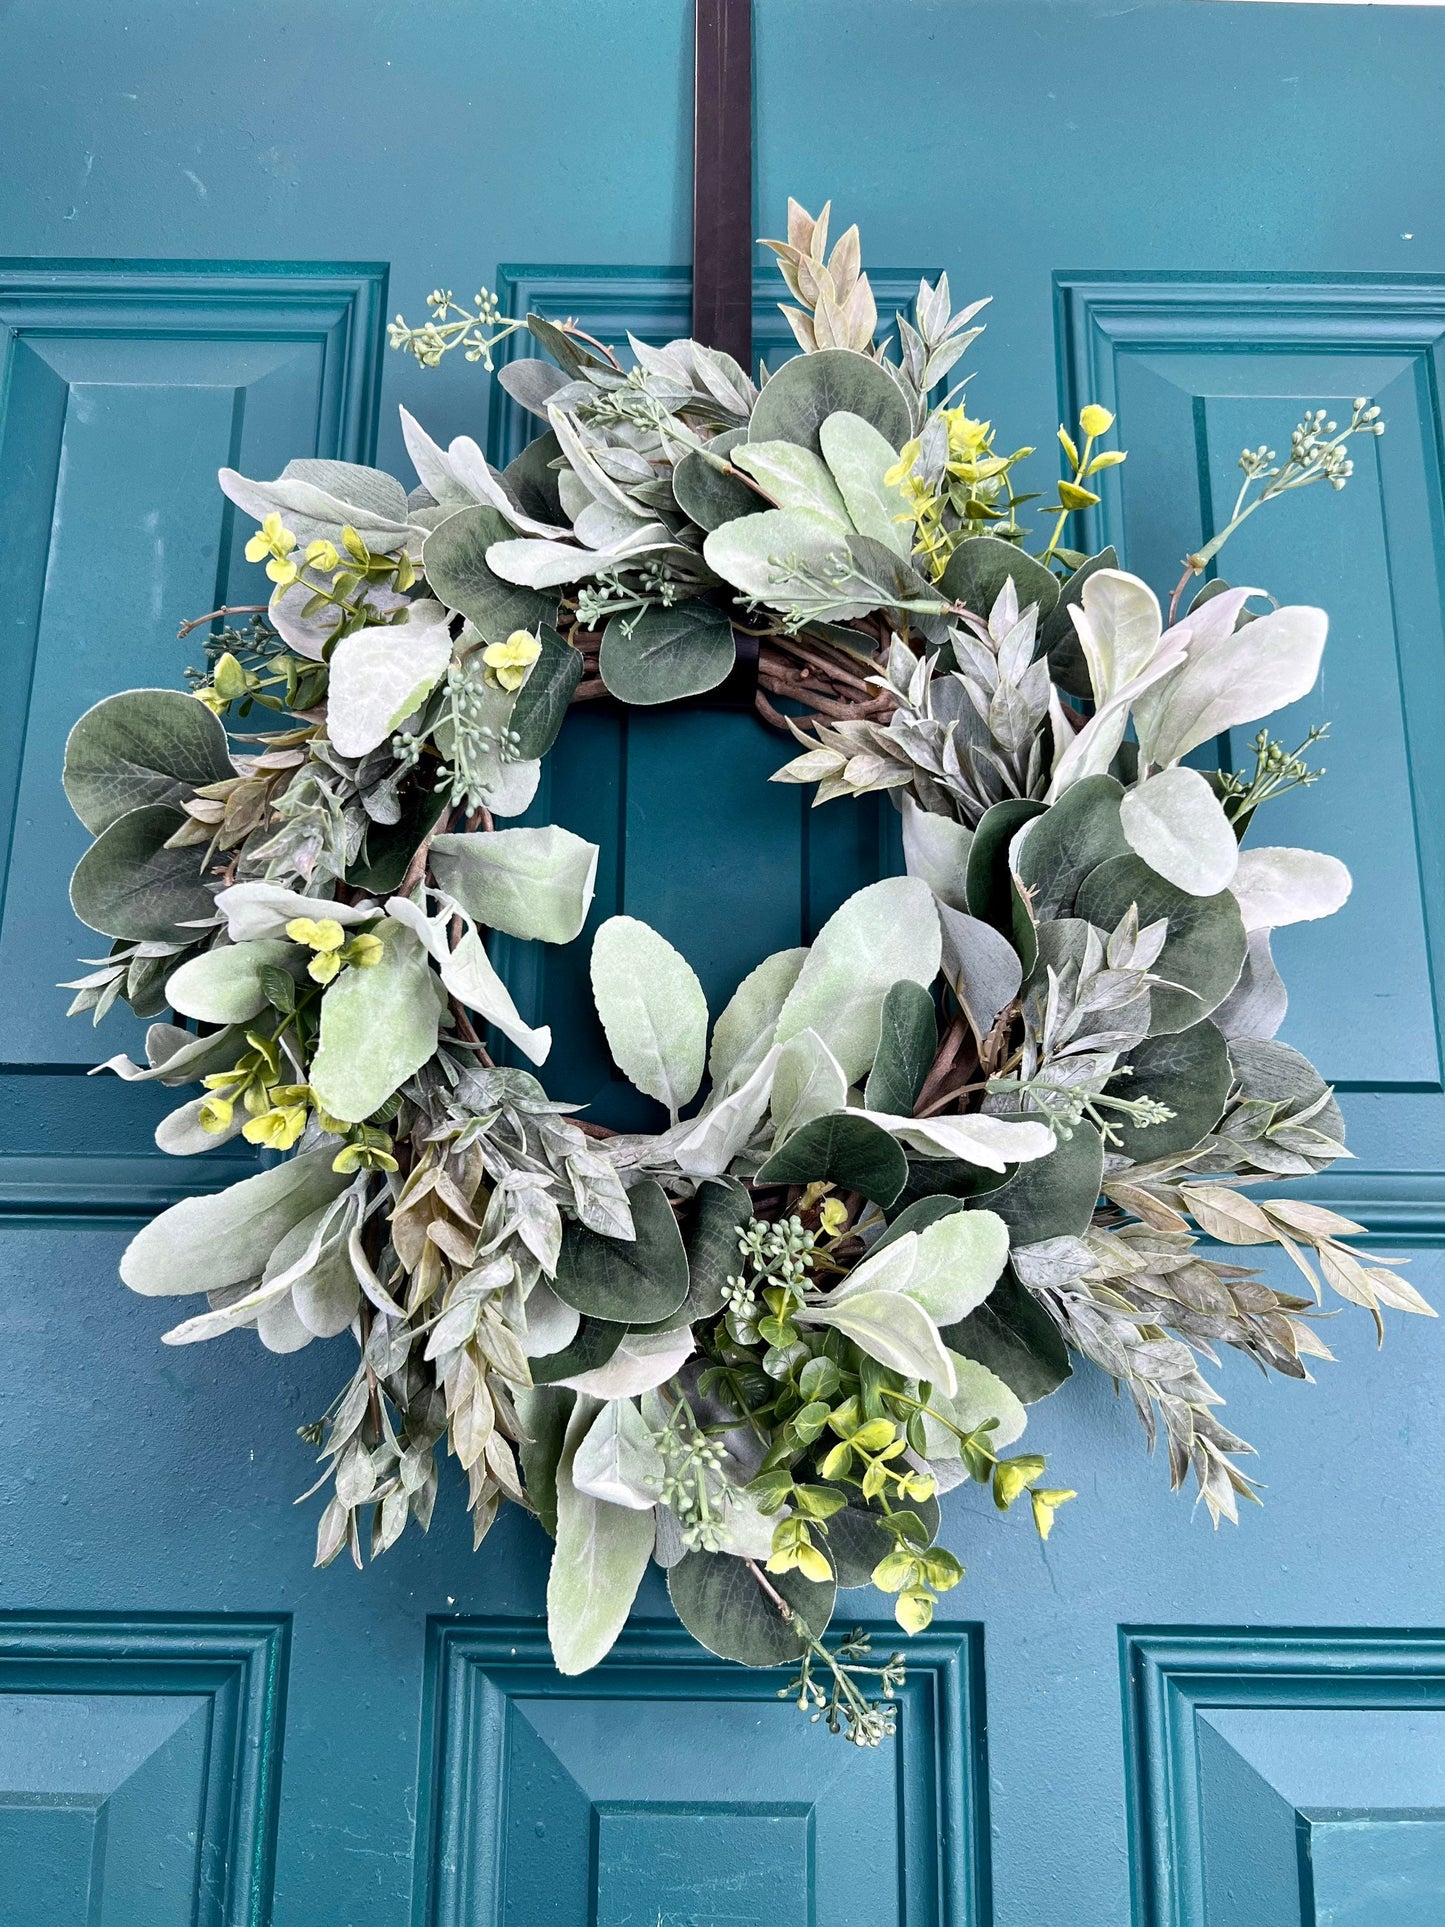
left=2, top=3, right=1443, bottom=1923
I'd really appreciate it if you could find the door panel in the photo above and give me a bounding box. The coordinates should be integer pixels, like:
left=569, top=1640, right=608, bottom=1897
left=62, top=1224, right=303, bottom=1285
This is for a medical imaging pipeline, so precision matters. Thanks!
left=2, top=5, right=1444, bottom=1926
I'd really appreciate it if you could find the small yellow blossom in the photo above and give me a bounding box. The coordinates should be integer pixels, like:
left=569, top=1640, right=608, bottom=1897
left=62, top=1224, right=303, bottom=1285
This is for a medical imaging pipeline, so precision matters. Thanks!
left=198, top=1094, right=234, bottom=1134
left=1030, top=1487, right=1078, bottom=1541
left=342, top=932, right=384, bottom=968
left=242, top=1104, right=308, bottom=1151
left=244, top=511, right=295, bottom=564
left=305, top=538, right=340, bottom=573
left=286, top=916, right=346, bottom=953
left=482, top=629, right=543, bottom=692
left=307, top=950, right=342, bottom=985
left=818, top=1197, right=849, bottom=1238
left=1079, top=404, right=1114, bottom=438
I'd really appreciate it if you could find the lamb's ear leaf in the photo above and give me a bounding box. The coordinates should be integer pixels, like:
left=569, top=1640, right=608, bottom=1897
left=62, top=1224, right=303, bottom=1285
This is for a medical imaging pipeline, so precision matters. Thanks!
left=1040, top=547, right=1119, bottom=699
left=708, top=946, right=809, bottom=1096
left=70, top=804, right=216, bottom=942
left=165, top=940, right=302, bottom=1025
left=308, top=919, right=442, bottom=1124
left=590, top=916, right=709, bottom=1120
left=64, top=689, right=235, bottom=835
left=547, top=1398, right=656, bottom=1675
left=430, top=824, right=598, bottom=945
left=942, top=1268, right=1073, bottom=1404
left=864, top=980, right=937, bottom=1116
left=667, top=1550, right=835, bottom=1665
left=552, top=1180, right=690, bottom=1324
left=755, top=1112, right=908, bottom=1209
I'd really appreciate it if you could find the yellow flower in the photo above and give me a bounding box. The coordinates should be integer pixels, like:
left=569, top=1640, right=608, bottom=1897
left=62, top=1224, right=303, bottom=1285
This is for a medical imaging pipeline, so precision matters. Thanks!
left=341, top=932, right=384, bottom=968
left=818, top=1197, right=849, bottom=1238
left=944, top=410, right=993, bottom=464
left=307, top=950, right=342, bottom=985
left=304, top=538, right=340, bottom=573
left=1079, top=404, right=1114, bottom=438
left=1030, top=1487, right=1077, bottom=1541
left=198, top=1094, right=234, bottom=1134
left=242, top=1104, right=308, bottom=1151
left=244, top=511, right=295, bottom=563
left=481, top=629, right=543, bottom=692
left=212, top=652, right=249, bottom=701
left=285, top=916, right=346, bottom=953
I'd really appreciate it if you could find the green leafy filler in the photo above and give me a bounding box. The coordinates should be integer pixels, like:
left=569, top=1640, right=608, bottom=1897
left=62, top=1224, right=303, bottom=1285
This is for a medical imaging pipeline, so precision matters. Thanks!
left=59, top=197, right=1427, bottom=1746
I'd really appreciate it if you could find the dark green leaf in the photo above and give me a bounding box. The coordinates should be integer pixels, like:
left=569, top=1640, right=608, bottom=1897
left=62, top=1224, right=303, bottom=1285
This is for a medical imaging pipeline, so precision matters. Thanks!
left=552, top=1177, right=690, bottom=1322
left=519, top=1386, right=575, bottom=1538
left=864, top=980, right=937, bottom=1116
left=983, top=1117, right=1102, bottom=1243
left=258, top=965, right=297, bottom=1016
left=1013, top=775, right=1129, bottom=922
left=894, top=1156, right=1013, bottom=1211
left=1104, top=1019, right=1232, bottom=1161
left=423, top=505, right=557, bottom=644
left=70, top=804, right=216, bottom=942
left=943, top=1269, right=1072, bottom=1404
left=966, top=797, right=1047, bottom=932
left=825, top=1493, right=941, bottom=1587
left=747, top=349, right=911, bottom=455
left=1076, top=854, right=1248, bottom=1035
left=503, top=428, right=565, bottom=525
left=875, top=1195, right=969, bottom=1248
left=528, top=1315, right=626, bottom=1387
left=347, top=779, right=449, bottom=895
left=63, top=689, right=234, bottom=836
left=598, top=601, right=736, bottom=705
left=671, top=447, right=764, bottom=531
left=509, top=622, right=582, bottom=759
left=667, top=1550, right=835, bottom=1664
left=939, top=536, right=1060, bottom=625
left=755, top=1112, right=908, bottom=1208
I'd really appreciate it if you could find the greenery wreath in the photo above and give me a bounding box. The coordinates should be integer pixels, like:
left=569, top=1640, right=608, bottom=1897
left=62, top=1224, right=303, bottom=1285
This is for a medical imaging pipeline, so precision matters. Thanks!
left=61, top=200, right=1427, bottom=1744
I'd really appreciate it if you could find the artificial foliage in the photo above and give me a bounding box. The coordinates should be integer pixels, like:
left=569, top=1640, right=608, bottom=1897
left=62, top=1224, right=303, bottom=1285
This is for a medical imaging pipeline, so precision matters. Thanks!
left=62, top=200, right=1427, bottom=1743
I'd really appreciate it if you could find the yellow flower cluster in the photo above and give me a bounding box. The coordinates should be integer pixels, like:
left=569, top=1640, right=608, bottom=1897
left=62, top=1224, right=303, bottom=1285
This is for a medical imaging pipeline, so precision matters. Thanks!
left=481, top=628, right=542, bottom=692
left=284, top=915, right=383, bottom=985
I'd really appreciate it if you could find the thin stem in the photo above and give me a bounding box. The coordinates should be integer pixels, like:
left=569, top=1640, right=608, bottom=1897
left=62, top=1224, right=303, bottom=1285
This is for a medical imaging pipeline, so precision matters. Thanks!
left=177, top=604, right=268, bottom=641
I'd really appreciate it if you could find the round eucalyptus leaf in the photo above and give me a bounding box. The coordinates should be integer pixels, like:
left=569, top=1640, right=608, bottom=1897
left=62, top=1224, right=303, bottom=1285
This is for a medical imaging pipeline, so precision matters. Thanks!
left=942, top=1268, right=1072, bottom=1404
left=1076, top=853, right=1248, bottom=1035
left=528, top=1316, right=626, bottom=1388
left=64, top=689, right=234, bottom=836
left=672, top=448, right=764, bottom=531
left=983, top=1117, right=1103, bottom=1243
left=70, top=804, right=217, bottom=942
left=826, top=1493, right=942, bottom=1588
left=747, top=348, right=911, bottom=455
left=422, top=505, right=557, bottom=645
left=552, top=1178, right=690, bottom=1322
left=1013, top=775, right=1128, bottom=922
left=598, top=601, right=736, bottom=705
left=667, top=1550, right=835, bottom=1665
left=939, top=536, right=1061, bottom=625
left=632, top=1176, right=755, bottom=1335
left=755, top=1111, right=908, bottom=1209
left=1104, top=1018, right=1232, bottom=1162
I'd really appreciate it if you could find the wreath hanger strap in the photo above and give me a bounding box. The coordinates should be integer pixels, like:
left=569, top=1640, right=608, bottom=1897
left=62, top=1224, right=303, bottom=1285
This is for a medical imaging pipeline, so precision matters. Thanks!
left=691, top=0, right=753, bottom=370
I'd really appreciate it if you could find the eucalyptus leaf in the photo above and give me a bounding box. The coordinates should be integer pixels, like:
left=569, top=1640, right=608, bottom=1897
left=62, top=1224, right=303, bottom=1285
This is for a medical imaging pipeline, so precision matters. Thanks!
left=590, top=916, right=709, bottom=1119
left=508, top=623, right=582, bottom=760
left=1212, top=928, right=1288, bottom=1042
left=981, top=1118, right=1102, bottom=1243
left=516, top=1384, right=574, bottom=1537
left=747, top=348, right=911, bottom=454
left=422, top=506, right=557, bottom=644
left=937, top=905, right=1022, bottom=1041
left=1103, top=1019, right=1231, bottom=1162
left=825, top=1491, right=942, bottom=1587
left=1076, top=853, right=1247, bottom=1034
left=755, top=1111, right=907, bottom=1208
left=504, top=429, right=566, bottom=526
left=667, top=1551, right=835, bottom=1665
left=965, top=797, right=1047, bottom=931
left=64, top=689, right=234, bottom=836
left=599, top=602, right=736, bottom=705
left=671, top=447, right=763, bottom=531
left=943, top=1269, right=1072, bottom=1404
left=430, top=825, right=598, bottom=945
left=553, top=1179, right=689, bottom=1323
left=70, top=804, right=215, bottom=942
left=1012, top=774, right=1128, bottom=921
left=529, top=1315, right=626, bottom=1388
left=939, top=536, right=1060, bottom=625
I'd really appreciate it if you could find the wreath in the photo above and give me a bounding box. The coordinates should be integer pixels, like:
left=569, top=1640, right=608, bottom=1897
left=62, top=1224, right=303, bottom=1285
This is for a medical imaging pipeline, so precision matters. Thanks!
left=61, top=200, right=1425, bottom=1745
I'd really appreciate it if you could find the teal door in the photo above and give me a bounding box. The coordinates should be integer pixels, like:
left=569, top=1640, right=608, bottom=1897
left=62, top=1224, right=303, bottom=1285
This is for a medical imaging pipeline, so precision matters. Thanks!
left=2, top=4, right=1443, bottom=1923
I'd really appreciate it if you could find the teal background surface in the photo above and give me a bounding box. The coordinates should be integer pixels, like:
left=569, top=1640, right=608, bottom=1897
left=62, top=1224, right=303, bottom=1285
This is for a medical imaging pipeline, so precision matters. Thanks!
left=1, top=4, right=1443, bottom=1922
